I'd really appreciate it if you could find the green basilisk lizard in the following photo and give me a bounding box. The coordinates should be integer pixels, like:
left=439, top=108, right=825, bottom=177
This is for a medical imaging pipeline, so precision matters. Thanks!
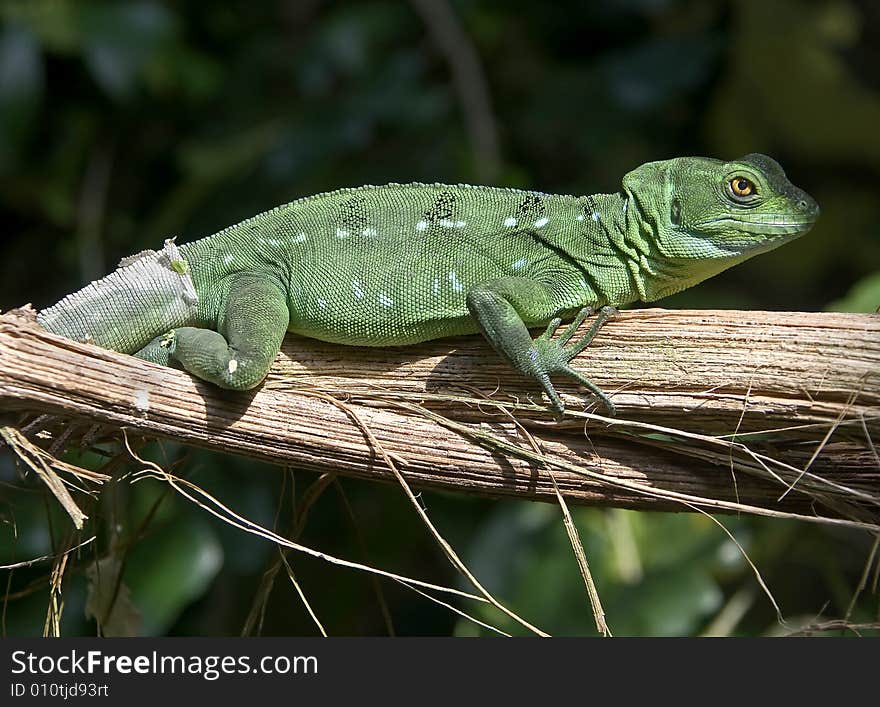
left=38, top=153, right=819, bottom=415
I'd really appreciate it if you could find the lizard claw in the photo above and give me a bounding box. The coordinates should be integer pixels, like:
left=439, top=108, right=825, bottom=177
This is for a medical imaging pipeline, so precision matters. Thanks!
left=532, top=306, right=617, bottom=416
left=538, top=317, right=563, bottom=342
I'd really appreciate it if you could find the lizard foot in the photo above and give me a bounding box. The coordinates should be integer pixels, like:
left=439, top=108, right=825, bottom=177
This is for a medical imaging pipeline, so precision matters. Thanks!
left=532, top=305, right=618, bottom=416
left=133, top=330, right=177, bottom=366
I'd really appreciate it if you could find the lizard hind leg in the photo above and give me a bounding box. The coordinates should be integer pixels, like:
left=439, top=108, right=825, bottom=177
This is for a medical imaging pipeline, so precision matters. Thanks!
left=135, top=273, right=290, bottom=391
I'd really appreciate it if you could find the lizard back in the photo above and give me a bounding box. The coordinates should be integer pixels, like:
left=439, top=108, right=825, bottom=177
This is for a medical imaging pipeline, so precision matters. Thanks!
left=184, top=183, right=605, bottom=347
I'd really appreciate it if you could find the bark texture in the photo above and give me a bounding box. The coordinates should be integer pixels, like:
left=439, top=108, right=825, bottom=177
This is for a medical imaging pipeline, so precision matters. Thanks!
left=0, top=307, right=877, bottom=522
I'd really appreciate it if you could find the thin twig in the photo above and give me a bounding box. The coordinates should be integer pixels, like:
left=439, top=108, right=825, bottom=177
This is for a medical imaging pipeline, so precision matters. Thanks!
left=0, top=535, right=96, bottom=571
left=123, top=438, right=489, bottom=605
left=548, top=471, right=611, bottom=636
left=394, top=579, right=511, bottom=637
left=278, top=550, right=327, bottom=637
left=490, top=397, right=611, bottom=636
left=778, top=390, right=861, bottom=501
left=303, top=389, right=549, bottom=636
left=844, top=533, right=880, bottom=623
left=1, top=426, right=88, bottom=529
left=333, top=480, right=397, bottom=637
left=683, top=503, right=784, bottom=626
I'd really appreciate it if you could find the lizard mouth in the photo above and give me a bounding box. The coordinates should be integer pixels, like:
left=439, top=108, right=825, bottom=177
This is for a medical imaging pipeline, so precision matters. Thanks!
left=697, top=215, right=817, bottom=237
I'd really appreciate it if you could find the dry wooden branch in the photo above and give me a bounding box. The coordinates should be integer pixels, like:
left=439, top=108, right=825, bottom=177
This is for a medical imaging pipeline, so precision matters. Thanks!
left=0, top=306, right=878, bottom=523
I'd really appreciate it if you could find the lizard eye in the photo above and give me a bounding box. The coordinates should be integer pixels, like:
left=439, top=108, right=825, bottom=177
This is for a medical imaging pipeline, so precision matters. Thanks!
left=729, top=177, right=755, bottom=198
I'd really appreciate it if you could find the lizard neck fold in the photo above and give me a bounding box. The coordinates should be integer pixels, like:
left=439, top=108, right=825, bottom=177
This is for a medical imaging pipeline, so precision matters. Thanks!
left=542, top=192, right=648, bottom=308
left=618, top=188, right=678, bottom=302
left=620, top=185, right=751, bottom=302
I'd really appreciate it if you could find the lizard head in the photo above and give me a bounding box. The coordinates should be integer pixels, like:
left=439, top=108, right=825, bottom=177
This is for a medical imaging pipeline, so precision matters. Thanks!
left=621, top=153, right=819, bottom=271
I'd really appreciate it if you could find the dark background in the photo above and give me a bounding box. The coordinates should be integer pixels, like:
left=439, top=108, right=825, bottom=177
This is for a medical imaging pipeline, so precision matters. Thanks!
left=0, top=0, right=877, bottom=636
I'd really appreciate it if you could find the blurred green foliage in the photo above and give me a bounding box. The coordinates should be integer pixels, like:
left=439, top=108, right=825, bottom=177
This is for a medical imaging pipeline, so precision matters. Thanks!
left=0, top=0, right=877, bottom=636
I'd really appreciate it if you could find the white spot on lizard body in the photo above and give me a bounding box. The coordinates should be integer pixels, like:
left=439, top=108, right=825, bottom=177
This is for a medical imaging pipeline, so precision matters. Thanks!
left=511, top=257, right=528, bottom=270
left=336, top=228, right=349, bottom=239
left=361, top=227, right=377, bottom=237
left=576, top=214, right=584, bottom=221
left=293, top=232, right=307, bottom=242
left=591, top=212, right=600, bottom=222
left=454, top=220, right=466, bottom=228
left=317, top=298, right=327, bottom=309
left=448, top=271, right=463, bottom=293
left=378, top=293, right=394, bottom=307
left=415, top=220, right=428, bottom=232
left=432, top=278, right=440, bottom=295
left=223, top=253, right=234, bottom=265
left=352, top=280, right=365, bottom=299
left=534, top=216, right=549, bottom=228
left=503, top=216, right=517, bottom=228
left=228, top=359, right=238, bottom=374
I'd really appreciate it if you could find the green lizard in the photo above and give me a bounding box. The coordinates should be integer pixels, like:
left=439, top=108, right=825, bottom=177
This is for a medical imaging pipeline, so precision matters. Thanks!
left=37, top=153, right=818, bottom=415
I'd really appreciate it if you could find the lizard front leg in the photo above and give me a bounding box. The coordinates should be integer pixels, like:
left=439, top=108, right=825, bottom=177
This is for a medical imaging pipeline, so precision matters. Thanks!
left=135, top=273, right=289, bottom=390
left=465, top=277, right=616, bottom=415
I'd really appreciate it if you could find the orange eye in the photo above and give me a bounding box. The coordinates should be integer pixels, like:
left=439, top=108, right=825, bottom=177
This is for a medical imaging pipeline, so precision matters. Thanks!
left=730, top=177, right=755, bottom=197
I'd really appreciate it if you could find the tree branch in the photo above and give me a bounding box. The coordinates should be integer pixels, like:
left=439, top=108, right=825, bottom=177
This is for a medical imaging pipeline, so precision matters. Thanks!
left=0, top=307, right=878, bottom=524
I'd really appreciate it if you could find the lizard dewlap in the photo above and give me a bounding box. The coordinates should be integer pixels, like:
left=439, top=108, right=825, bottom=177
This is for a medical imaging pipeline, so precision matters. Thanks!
left=37, top=154, right=819, bottom=415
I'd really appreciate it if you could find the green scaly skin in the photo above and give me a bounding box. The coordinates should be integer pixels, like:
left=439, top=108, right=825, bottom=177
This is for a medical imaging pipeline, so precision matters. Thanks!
left=37, top=153, right=819, bottom=415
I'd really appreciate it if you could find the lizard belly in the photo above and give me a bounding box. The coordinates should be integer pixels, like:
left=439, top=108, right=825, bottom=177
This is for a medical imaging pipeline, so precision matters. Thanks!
left=287, top=266, right=487, bottom=347
left=285, top=224, right=558, bottom=346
